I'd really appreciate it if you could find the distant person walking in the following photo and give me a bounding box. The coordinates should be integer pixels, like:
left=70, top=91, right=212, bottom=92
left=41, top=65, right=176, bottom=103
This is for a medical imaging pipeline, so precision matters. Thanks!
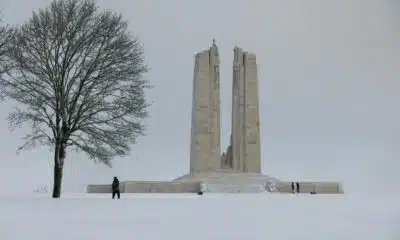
left=112, top=177, right=120, bottom=199
left=296, top=182, right=300, bottom=194
left=291, top=182, right=295, bottom=194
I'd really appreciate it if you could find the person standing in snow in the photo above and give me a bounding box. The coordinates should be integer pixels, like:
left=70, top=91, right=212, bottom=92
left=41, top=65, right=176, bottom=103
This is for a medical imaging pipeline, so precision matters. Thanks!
left=296, top=182, right=300, bottom=194
left=291, top=182, right=295, bottom=194
left=112, top=177, right=120, bottom=199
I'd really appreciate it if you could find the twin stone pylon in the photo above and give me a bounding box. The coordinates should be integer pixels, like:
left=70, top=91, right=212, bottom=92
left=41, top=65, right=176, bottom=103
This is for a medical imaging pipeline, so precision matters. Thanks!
left=190, top=40, right=261, bottom=174
left=87, top=40, right=344, bottom=194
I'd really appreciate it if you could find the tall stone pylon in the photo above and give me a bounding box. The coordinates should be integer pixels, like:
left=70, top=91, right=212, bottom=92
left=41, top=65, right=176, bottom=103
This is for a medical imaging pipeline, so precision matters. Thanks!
left=189, top=40, right=221, bottom=174
left=230, top=46, right=261, bottom=173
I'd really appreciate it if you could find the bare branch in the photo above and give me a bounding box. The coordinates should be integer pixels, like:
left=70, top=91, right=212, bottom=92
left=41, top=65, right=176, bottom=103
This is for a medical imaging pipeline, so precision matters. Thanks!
left=0, top=16, right=13, bottom=77
left=1, top=0, right=150, bottom=166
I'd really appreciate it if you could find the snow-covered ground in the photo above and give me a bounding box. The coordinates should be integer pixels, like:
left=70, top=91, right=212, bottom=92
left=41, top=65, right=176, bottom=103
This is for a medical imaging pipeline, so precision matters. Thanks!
left=0, top=193, right=399, bottom=240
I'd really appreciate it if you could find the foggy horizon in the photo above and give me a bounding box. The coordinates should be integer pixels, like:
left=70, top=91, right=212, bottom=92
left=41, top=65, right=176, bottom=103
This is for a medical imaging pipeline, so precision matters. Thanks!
left=0, top=0, right=398, bottom=194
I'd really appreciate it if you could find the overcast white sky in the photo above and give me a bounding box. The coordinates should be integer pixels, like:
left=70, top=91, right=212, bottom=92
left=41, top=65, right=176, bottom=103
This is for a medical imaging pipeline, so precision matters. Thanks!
left=0, top=0, right=398, bottom=193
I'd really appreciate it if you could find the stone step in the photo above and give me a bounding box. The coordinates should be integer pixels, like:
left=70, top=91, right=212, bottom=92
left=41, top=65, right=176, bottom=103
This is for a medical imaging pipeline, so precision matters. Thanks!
left=201, top=183, right=266, bottom=193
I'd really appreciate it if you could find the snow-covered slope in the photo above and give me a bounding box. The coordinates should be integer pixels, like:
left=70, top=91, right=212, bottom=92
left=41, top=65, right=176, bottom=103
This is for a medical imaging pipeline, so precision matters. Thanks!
left=0, top=193, right=399, bottom=240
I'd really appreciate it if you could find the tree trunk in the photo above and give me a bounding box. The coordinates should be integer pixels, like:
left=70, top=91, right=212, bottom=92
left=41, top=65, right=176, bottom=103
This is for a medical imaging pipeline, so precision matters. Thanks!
left=52, top=161, right=63, bottom=198
left=52, top=141, right=66, bottom=198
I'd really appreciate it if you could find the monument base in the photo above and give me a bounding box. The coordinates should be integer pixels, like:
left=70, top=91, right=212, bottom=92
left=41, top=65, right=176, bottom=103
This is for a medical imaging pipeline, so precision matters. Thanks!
left=87, top=170, right=344, bottom=194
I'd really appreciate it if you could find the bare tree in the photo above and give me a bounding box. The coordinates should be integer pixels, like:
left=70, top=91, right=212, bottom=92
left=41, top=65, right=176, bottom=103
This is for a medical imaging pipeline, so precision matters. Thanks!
left=0, top=16, right=12, bottom=75
left=1, top=0, right=150, bottom=198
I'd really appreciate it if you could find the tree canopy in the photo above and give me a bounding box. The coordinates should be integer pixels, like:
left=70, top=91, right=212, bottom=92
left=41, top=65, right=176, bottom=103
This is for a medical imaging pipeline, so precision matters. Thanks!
left=0, top=0, right=150, bottom=197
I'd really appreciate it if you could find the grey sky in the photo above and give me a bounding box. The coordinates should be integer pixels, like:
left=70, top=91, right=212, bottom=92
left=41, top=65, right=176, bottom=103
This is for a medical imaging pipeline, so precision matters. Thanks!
left=0, top=0, right=398, bottom=193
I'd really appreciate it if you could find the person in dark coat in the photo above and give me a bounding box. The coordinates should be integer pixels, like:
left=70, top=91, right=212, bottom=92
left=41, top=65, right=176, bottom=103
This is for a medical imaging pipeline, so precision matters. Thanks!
left=112, top=176, right=120, bottom=199
left=291, top=182, right=295, bottom=194
left=296, top=182, right=300, bottom=194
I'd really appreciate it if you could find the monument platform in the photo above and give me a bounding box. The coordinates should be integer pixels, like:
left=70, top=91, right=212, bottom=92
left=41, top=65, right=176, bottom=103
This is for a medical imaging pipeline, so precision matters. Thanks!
left=87, top=170, right=344, bottom=194
left=87, top=41, right=344, bottom=196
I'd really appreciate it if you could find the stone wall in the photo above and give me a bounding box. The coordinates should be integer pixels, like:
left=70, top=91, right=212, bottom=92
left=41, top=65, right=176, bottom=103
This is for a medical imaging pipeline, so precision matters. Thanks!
left=273, top=181, right=343, bottom=194
left=87, top=180, right=343, bottom=194
left=87, top=181, right=201, bottom=194
left=86, top=183, right=125, bottom=193
left=124, top=181, right=201, bottom=193
left=201, top=183, right=266, bottom=193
